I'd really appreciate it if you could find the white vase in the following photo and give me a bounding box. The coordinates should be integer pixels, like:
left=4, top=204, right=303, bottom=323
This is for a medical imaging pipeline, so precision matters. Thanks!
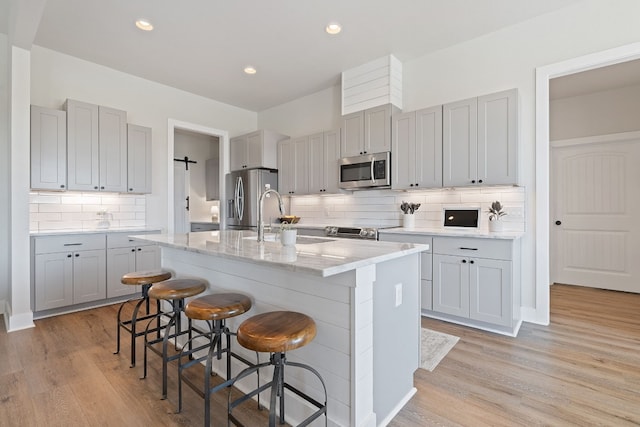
left=280, top=229, right=297, bottom=246
left=403, top=214, right=415, bottom=229
left=489, top=220, right=503, bottom=232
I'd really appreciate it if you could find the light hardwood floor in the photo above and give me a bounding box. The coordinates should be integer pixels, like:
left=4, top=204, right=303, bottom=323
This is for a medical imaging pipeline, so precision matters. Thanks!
left=1, top=284, right=639, bottom=426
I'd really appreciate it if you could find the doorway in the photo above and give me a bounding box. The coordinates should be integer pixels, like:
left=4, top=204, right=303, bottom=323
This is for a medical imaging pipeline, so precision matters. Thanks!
left=167, top=120, right=229, bottom=233
left=535, top=41, right=640, bottom=325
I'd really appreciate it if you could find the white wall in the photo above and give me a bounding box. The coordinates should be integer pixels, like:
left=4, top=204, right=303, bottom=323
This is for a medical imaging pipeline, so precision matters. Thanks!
left=0, top=33, right=9, bottom=312
left=258, top=0, right=640, bottom=322
left=30, top=46, right=258, bottom=231
left=550, top=84, right=640, bottom=141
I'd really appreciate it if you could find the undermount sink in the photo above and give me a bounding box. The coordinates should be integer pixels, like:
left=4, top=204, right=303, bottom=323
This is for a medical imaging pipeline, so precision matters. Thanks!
left=243, top=234, right=335, bottom=245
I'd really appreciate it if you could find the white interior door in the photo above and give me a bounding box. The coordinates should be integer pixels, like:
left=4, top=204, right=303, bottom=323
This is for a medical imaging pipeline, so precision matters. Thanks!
left=551, top=135, right=640, bottom=293
left=173, top=163, right=190, bottom=233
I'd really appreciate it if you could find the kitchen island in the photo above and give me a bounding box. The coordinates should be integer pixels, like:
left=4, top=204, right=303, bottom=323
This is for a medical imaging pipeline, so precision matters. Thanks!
left=132, top=230, right=428, bottom=427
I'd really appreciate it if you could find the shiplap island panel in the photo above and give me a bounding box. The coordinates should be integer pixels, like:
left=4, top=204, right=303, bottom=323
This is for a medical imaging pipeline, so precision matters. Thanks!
left=132, top=230, right=428, bottom=427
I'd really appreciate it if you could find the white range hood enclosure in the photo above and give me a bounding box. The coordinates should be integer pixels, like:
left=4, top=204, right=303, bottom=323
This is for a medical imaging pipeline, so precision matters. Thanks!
left=341, top=54, right=403, bottom=115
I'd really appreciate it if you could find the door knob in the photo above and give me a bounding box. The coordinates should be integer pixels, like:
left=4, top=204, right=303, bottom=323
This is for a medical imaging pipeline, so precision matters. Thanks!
left=555, top=220, right=562, bottom=225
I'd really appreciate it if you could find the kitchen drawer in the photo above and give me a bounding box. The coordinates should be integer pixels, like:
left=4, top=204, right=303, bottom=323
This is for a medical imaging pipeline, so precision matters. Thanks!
left=433, top=236, right=512, bottom=260
left=107, top=231, right=159, bottom=248
left=421, top=252, right=432, bottom=280
left=378, top=233, right=432, bottom=252
left=190, top=222, right=219, bottom=232
left=34, top=234, right=106, bottom=254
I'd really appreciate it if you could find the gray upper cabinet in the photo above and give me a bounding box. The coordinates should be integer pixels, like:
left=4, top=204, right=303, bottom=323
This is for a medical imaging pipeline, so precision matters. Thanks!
left=98, top=106, right=128, bottom=192
left=341, top=104, right=394, bottom=157
left=30, top=106, right=67, bottom=191
left=392, top=106, right=442, bottom=190
left=309, top=129, right=341, bottom=194
left=66, top=99, right=127, bottom=192
left=230, top=129, right=287, bottom=171
left=443, top=89, right=518, bottom=187
left=478, top=89, right=518, bottom=185
left=127, top=124, right=152, bottom=194
left=66, top=99, right=100, bottom=191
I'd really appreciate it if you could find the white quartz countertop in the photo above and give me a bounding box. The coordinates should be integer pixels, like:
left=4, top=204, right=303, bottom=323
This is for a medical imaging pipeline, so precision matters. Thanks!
left=30, top=227, right=162, bottom=237
left=378, top=227, right=523, bottom=240
left=132, top=230, right=428, bottom=278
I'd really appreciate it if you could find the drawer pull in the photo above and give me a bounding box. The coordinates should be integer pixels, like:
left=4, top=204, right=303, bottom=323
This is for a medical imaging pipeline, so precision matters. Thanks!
left=459, top=247, right=478, bottom=251
left=63, top=243, right=83, bottom=246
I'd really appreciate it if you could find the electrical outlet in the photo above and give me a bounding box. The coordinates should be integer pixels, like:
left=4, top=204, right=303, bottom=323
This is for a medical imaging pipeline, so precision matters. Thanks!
left=395, top=283, right=402, bottom=307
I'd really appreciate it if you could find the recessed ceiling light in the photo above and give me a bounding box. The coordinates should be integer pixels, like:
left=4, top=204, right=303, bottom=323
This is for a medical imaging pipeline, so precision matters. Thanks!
left=325, top=22, right=342, bottom=35
left=135, top=19, right=154, bottom=31
left=244, top=66, right=257, bottom=75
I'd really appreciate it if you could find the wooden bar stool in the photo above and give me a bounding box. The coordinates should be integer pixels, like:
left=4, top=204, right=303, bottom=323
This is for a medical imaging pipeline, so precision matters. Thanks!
left=114, top=270, right=172, bottom=367
left=228, top=311, right=327, bottom=427
left=142, top=278, right=207, bottom=399
left=177, top=293, right=254, bottom=426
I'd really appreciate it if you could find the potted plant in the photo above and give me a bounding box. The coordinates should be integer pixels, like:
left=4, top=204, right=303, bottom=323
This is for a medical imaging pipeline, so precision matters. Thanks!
left=400, top=201, right=421, bottom=229
left=279, top=221, right=297, bottom=246
left=487, top=201, right=507, bottom=232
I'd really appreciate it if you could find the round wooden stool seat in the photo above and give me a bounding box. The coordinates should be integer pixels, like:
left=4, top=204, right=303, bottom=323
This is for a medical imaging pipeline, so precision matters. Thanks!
left=148, top=278, right=207, bottom=301
left=185, top=293, right=252, bottom=321
left=237, top=311, right=316, bottom=353
left=121, top=270, right=172, bottom=286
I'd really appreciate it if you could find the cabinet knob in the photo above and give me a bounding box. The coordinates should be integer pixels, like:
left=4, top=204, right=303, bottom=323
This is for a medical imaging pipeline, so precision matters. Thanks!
left=470, top=260, right=475, bottom=264
left=67, top=254, right=72, bottom=258
left=462, top=259, right=467, bottom=263
left=478, top=179, right=483, bottom=183
left=131, top=248, right=135, bottom=252
left=415, top=183, right=418, bottom=187
left=75, top=253, right=80, bottom=257
left=555, top=220, right=562, bottom=225
left=471, top=180, right=476, bottom=184
left=137, top=248, right=142, bottom=251
left=129, top=188, right=133, bottom=192
left=409, top=184, right=414, bottom=187
left=60, top=184, right=65, bottom=189
left=94, top=186, right=99, bottom=190
left=363, top=151, right=367, bottom=154
left=100, top=186, right=105, bottom=190
left=359, top=152, right=363, bottom=155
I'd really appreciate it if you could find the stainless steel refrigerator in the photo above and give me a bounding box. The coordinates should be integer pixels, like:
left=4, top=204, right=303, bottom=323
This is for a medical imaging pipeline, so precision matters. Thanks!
left=225, top=168, right=279, bottom=230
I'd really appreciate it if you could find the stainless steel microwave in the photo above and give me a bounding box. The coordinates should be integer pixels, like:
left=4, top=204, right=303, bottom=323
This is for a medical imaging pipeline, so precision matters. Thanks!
left=339, top=152, right=391, bottom=190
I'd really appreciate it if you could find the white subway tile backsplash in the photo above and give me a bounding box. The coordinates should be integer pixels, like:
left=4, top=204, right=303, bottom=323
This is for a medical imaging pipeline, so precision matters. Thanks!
left=30, top=191, right=146, bottom=232
left=289, top=185, right=525, bottom=232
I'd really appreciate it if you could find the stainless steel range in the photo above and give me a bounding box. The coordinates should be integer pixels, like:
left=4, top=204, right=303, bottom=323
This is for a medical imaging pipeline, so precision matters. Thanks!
left=324, top=226, right=383, bottom=240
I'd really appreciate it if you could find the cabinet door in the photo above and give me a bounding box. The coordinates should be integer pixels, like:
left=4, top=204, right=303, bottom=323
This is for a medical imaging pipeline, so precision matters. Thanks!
left=99, top=106, right=128, bottom=192
left=34, top=252, right=74, bottom=311
left=443, top=97, right=477, bottom=187
left=415, top=105, right=443, bottom=188
left=245, top=131, right=264, bottom=169
left=106, top=247, right=137, bottom=298
left=432, top=254, right=469, bottom=317
left=478, top=89, right=518, bottom=185
left=277, top=139, right=294, bottom=195
left=364, top=104, right=392, bottom=154
left=127, top=124, right=152, bottom=194
left=341, top=111, right=364, bottom=157
left=391, top=111, right=416, bottom=190
left=30, top=106, right=67, bottom=191
left=308, top=132, right=325, bottom=194
left=323, top=129, right=341, bottom=193
left=291, top=136, right=309, bottom=195
left=469, top=258, right=512, bottom=326
left=73, top=249, right=107, bottom=304
left=66, top=99, right=100, bottom=191
left=230, top=135, right=247, bottom=171
left=135, top=245, right=161, bottom=271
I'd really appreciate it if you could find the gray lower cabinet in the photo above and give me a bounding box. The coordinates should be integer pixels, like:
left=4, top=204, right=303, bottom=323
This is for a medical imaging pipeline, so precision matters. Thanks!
left=432, top=236, right=519, bottom=332
left=33, top=231, right=160, bottom=312
left=33, top=234, right=107, bottom=311
left=106, top=232, right=160, bottom=298
left=30, top=105, right=67, bottom=191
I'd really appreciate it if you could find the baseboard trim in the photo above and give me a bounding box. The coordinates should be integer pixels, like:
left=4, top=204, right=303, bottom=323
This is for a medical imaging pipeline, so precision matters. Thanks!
left=378, top=387, right=416, bottom=427
left=3, top=302, right=35, bottom=332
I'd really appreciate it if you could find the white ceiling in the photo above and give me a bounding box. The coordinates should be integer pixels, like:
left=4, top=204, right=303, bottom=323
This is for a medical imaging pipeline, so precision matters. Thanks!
left=550, top=58, right=640, bottom=100
left=20, top=0, right=585, bottom=111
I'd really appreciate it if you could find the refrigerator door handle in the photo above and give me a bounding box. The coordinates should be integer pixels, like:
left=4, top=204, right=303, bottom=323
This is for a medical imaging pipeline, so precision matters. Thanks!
left=236, top=176, right=245, bottom=220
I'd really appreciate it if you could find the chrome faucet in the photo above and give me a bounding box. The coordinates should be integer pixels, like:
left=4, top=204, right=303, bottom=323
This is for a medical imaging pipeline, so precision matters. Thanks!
left=257, top=186, right=285, bottom=242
